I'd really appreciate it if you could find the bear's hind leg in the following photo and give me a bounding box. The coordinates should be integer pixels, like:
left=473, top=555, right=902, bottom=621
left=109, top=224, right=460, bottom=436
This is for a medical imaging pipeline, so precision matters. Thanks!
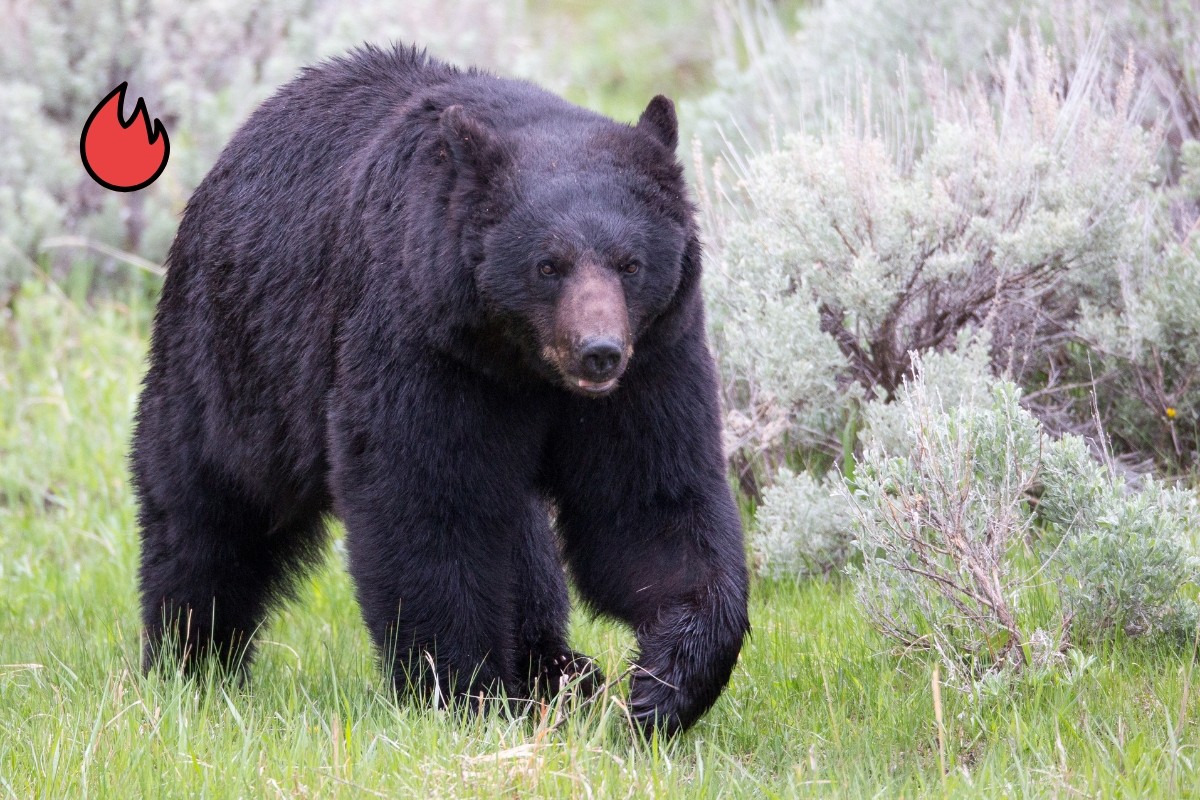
left=137, top=464, right=327, bottom=677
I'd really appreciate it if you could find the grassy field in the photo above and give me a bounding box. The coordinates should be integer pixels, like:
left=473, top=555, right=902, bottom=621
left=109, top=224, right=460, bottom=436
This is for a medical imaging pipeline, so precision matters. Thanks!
left=3, top=281, right=1200, bottom=798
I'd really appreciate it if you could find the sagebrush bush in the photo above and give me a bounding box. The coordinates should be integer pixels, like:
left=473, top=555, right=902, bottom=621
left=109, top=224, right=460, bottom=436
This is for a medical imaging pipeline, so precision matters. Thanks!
left=1039, top=434, right=1200, bottom=641
left=859, top=331, right=996, bottom=455
left=848, top=370, right=1046, bottom=673
left=845, top=357, right=1200, bottom=675
left=745, top=335, right=995, bottom=580
left=700, top=0, right=1200, bottom=484
left=702, top=29, right=1160, bottom=468
left=1073, top=224, right=1200, bottom=468
left=692, top=0, right=1200, bottom=160
left=752, top=468, right=853, bottom=579
left=691, top=0, right=1028, bottom=152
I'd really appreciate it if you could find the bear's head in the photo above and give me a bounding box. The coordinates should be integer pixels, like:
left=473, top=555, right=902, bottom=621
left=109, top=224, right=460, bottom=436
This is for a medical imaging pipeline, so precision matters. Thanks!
left=441, top=95, right=693, bottom=397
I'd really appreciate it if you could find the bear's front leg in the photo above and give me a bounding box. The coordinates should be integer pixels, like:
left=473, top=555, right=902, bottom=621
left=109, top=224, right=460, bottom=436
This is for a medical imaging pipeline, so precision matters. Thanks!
left=557, top=494, right=749, bottom=735
left=329, top=349, right=551, bottom=709
left=545, top=328, right=751, bottom=735
left=512, top=505, right=603, bottom=702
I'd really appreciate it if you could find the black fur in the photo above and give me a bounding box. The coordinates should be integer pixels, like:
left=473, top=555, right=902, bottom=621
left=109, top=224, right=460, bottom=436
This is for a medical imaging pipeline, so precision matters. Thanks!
left=132, top=44, right=749, bottom=735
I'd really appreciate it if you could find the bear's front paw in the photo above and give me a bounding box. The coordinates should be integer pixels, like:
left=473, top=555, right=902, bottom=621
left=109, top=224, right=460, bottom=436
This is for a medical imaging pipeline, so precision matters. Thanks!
left=628, top=588, right=749, bottom=736
left=531, top=650, right=604, bottom=701
left=628, top=657, right=694, bottom=736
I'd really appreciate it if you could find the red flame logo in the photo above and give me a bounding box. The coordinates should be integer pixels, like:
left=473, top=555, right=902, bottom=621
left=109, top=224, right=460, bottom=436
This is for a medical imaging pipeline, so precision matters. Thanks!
left=80, top=83, right=170, bottom=192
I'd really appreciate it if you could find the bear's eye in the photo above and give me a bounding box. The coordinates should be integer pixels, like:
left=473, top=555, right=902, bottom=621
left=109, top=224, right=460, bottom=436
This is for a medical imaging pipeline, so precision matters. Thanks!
left=537, top=260, right=558, bottom=276
left=620, top=260, right=641, bottom=275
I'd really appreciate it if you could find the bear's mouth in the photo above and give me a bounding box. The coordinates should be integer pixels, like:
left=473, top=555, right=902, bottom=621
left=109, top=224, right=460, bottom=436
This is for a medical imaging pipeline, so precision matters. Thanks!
left=541, top=342, right=625, bottom=397
left=570, top=376, right=619, bottom=396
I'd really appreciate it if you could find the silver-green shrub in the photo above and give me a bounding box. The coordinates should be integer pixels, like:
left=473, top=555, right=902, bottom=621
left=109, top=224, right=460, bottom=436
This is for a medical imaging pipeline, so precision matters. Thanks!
left=691, top=0, right=1031, bottom=152
left=703, top=30, right=1159, bottom=466
left=848, top=367, right=1045, bottom=672
left=745, top=333, right=996, bottom=580
left=698, top=0, right=1200, bottom=482
left=1040, top=435, right=1200, bottom=640
left=0, top=82, right=72, bottom=270
left=693, top=0, right=1200, bottom=669
left=753, top=468, right=853, bottom=578
left=859, top=331, right=996, bottom=456
left=1071, top=178, right=1200, bottom=467
left=846, top=358, right=1200, bottom=674
left=691, top=0, right=1200, bottom=159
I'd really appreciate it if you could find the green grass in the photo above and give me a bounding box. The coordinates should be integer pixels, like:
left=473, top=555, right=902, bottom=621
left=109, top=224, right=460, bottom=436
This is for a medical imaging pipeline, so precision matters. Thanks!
left=3, top=278, right=1200, bottom=798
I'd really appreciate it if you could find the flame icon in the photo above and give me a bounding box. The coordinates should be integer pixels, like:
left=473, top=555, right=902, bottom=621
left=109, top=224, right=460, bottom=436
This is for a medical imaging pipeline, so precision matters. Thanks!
left=80, top=83, right=170, bottom=192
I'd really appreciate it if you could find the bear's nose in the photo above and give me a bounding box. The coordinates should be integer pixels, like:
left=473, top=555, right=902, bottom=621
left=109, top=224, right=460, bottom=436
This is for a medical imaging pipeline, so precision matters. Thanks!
left=579, top=337, right=623, bottom=381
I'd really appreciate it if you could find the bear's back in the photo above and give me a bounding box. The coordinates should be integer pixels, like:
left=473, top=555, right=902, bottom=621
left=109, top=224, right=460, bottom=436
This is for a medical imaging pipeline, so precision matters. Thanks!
left=152, top=47, right=473, bottom=507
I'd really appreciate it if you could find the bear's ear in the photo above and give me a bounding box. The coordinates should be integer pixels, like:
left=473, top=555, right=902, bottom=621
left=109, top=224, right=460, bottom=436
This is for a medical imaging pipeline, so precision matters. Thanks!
left=636, top=95, right=678, bottom=151
left=440, top=104, right=507, bottom=178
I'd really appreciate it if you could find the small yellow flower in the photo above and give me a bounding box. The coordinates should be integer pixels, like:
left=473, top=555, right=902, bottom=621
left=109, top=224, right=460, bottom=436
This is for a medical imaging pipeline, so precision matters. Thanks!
left=1166, top=407, right=1177, bottom=419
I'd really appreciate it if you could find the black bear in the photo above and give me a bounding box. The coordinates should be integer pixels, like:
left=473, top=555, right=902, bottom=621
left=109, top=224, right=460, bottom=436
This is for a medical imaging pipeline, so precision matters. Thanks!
left=132, top=44, right=749, bottom=735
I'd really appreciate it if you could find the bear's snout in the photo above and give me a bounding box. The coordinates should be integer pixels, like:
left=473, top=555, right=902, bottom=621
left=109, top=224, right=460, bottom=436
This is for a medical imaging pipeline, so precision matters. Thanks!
left=562, top=334, right=629, bottom=395
left=579, top=336, right=623, bottom=381
left=550, top=261, right=631, bottom=396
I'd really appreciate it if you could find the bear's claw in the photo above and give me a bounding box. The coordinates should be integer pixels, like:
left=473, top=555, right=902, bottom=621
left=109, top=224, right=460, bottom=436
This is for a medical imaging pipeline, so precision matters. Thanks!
left=532, top=649, right=604, bottom=701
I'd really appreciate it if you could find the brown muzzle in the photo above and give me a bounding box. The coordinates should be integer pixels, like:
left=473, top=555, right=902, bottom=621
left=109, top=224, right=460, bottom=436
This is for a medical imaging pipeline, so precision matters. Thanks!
left=544, top=260, right=631, bottom=396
